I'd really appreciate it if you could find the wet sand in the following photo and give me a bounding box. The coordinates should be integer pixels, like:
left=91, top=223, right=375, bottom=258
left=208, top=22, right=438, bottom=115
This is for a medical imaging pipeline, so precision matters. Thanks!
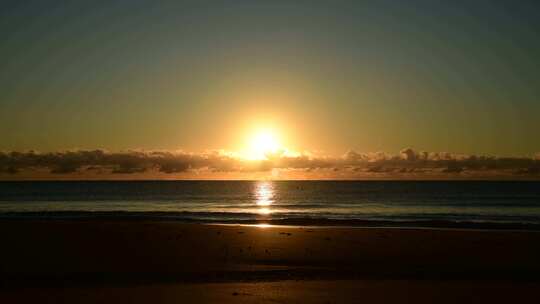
left=1, top=221, right=540, bottom=303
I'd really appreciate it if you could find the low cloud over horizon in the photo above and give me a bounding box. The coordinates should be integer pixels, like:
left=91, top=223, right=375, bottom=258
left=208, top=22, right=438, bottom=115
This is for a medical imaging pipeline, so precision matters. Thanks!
left=1, top=148, right=539, bottom=180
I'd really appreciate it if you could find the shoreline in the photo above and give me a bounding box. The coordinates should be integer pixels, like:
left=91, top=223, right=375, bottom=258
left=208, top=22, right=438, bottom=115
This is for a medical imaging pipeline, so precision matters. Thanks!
left=1, top=212, right=540, bottom=231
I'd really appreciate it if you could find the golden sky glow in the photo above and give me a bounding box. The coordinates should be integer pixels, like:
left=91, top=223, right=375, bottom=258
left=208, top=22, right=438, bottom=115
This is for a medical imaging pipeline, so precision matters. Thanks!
left=1, top=2, right=540, bottom=181
left=2, top=2, right=540, bottom=156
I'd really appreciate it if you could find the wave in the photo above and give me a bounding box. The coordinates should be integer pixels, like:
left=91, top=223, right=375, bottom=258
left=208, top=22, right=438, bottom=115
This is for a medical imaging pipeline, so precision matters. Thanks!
left=1, top=210, right=540, bottom=230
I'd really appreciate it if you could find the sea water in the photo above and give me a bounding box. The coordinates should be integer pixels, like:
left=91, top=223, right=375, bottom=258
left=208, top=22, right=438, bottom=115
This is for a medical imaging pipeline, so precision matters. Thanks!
left=1, top=181, right=539, bottom=226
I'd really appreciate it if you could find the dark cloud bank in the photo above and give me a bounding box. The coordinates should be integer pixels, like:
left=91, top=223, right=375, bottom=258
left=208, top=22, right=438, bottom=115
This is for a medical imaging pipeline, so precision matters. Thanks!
left=1, top=148, right=539, bottom=179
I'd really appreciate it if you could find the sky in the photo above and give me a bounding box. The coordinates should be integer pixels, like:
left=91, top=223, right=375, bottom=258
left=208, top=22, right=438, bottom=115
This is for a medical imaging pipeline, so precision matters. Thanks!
left=1, top=0, right=540, bottom=179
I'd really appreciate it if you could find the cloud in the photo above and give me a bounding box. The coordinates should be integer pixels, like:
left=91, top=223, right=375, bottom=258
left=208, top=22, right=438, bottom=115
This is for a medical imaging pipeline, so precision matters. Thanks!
left=1, top=148, right=539, bottom=179
left=400, top=148, right=417, bottom=161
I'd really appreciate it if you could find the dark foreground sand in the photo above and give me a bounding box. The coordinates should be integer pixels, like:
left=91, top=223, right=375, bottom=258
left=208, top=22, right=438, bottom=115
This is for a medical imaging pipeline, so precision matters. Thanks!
left=1, top=221, right=539, bottom=303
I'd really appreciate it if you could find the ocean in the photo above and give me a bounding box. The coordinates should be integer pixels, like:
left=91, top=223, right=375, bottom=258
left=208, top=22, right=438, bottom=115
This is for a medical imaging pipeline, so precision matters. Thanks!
left=1, top=181, right=540, bottom=227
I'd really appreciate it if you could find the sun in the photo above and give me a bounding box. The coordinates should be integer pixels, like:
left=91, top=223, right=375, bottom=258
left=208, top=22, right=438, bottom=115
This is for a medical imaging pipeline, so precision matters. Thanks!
left=245, top=129, right=281, bottom=160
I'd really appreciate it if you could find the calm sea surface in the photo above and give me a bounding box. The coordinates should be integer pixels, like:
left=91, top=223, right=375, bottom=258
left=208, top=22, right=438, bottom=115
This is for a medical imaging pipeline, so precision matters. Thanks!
left=1, top=181, right=539, bottom=225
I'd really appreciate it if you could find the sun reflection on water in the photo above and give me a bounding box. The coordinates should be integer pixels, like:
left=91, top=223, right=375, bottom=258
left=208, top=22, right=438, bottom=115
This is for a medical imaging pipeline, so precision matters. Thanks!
left=255, top=181, right=274, bottom=215
left=253, top=223, right=271, bottom=228
left=258, top=207, right=271, bottom=214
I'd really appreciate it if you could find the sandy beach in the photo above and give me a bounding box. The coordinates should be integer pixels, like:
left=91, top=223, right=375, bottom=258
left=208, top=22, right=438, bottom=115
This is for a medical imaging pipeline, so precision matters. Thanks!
left=1, top=220, right=539, bottom=303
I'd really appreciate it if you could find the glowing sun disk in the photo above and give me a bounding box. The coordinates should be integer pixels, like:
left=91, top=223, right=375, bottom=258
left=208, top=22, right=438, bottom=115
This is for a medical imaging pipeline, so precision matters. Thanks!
left=246, top=130, right=281, bottom=160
